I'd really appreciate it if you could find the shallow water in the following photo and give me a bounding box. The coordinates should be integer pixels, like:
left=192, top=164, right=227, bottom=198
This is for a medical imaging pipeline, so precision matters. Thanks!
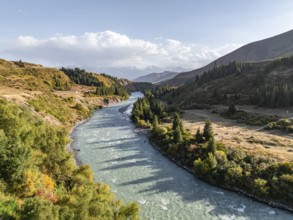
left=71, top=92, right=292, bottom=220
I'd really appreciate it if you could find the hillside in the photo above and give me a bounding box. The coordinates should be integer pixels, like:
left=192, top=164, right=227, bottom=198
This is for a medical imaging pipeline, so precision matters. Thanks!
left=164, top=29, right=293, bottom=86
left=0, top=59, right=139, bottom=219
left=161, top=56, right=293, bottom=109
left=119, top=78, right=156, bottom=92
left=133, top=71, right=179, bottom=83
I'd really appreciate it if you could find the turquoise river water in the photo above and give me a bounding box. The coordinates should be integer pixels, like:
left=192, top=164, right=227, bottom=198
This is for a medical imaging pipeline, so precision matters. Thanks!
left=71, top=92, right=292, bottom=220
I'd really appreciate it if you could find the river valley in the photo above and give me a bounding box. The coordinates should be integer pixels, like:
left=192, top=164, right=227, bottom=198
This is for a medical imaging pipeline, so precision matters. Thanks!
left=71, top=92, right=292, bottom=220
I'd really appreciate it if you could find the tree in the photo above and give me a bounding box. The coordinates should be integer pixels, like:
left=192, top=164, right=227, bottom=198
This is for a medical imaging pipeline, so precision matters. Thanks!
left=227, top=103, right=237, bottom=115
left=205, top=153, right=217, bottom=169
left=173, top=127, right=183, bottom=143
left=203, top=120, right=213, bottom=141
left=155, top=126, right=168, bottom=137
left=179, top=121, right=184, bottom=133
left=195, top=128, right=203, bottom=143
left=225, top=165, right=243, bottom=186
left=152, top=115, right=159, bottom=132
left=172, top=113, right=180, bottom=130
left=253, top=178, right=268, bottom=196
left=21, top=198, right=60, bottom=220
left=207, top=137, right=217, bottom=153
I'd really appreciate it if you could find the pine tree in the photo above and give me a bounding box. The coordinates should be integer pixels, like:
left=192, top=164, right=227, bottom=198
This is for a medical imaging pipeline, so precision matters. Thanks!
left=172, top=113, right=180, bottom=130
left=195, top=128, right=203, bottom=143
left=179, top=121, right=184, bottom=133
left=207, top=136, right=217, bottom=153
left=173, top=127, right=183, bottom=143
left=152, top=115, right=159, bottom=132
left=203, top=120, right=213, bottom=141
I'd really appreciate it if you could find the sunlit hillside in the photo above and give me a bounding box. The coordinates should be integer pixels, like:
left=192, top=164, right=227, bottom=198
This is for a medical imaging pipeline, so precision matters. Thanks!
left=0, top=58, right=139, bottom=219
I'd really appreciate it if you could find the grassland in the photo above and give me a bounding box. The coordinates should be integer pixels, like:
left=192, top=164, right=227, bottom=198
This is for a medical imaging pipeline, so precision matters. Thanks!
left=181, top=107, right=293, bottom=162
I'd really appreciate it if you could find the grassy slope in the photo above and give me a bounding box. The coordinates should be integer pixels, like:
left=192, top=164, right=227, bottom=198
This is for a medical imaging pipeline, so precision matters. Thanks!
left=0, top=59, right=139, bottom=219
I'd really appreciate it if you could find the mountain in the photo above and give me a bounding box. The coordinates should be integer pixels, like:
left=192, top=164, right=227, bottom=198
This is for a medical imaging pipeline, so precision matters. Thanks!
left=133, top=71, right=179, bottom=83
left=119, top=78, right=156, bottom=92
left=160, top=56, right=293, bottom=109
left=79, top=65, right=188, bottom=81
left=163, top=29, right=293, bottom=86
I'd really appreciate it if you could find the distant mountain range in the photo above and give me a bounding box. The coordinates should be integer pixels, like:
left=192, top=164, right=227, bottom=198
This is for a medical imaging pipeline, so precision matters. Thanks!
left=133, top=71, right=179, bottom=83
left=163, top=29, right=293, bottom=86
left=73, top=65, right=187, bottom=81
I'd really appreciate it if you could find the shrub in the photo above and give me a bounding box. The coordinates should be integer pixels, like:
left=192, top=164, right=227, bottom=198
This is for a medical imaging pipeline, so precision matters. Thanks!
left=137, top=119, right=150, bottom=128
left=154, top=126, right=168, bottom=137
left=253, top=178, right=269, bottom=196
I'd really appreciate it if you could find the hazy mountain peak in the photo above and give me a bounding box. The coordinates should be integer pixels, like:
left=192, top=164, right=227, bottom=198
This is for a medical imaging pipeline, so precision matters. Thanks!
left=133, top=71, right=180, bottom=83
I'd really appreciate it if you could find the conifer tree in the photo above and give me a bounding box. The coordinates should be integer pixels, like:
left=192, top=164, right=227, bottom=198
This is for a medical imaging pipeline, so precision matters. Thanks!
left=173, top=127, right=183, bottom=143
left=207, top=136, right=217, bottom=153
left=152, top=115, right=159, bottom=132
left=203, top=120, right=213, bottom=141
left=195, top=128, right=203, bottom=143
left=179, top=121, right=184, bottom=133
left=172, top=113, right=180, bottom=130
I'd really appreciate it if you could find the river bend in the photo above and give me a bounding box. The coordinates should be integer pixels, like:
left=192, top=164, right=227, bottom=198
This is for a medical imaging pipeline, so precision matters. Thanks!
left=71, top=92, right=292, bottom=220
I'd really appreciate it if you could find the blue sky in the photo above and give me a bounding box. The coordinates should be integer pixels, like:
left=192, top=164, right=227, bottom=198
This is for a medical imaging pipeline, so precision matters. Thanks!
left=1, top=0, right=293, bottom=79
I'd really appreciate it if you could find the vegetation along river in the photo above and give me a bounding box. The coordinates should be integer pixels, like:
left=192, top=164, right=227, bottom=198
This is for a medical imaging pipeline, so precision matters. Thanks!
left=71, top=92, right=292, bottom=220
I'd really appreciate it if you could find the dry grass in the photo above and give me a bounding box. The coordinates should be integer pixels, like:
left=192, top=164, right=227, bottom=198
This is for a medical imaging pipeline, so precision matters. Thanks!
left=0, top=86, right=62, bottom=125
left=0, top=86, right=42, bottom=104
left=181, top=109, right=293, bottom=162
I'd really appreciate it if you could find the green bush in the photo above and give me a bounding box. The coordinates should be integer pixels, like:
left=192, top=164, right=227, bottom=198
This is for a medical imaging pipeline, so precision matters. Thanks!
left=154, top=126, right=168, bottom=137
left=265, top=118, right=293, bottom=133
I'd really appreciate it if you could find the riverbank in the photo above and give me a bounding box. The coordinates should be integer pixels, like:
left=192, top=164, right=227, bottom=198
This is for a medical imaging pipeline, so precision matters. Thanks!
left=67, top=119, right=87, bottom=166
left=133, top=126, right=293, bottom=214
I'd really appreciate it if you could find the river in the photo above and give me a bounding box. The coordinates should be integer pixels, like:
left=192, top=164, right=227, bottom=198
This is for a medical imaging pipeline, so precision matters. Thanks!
left=71, top=92, right=292, bottom=220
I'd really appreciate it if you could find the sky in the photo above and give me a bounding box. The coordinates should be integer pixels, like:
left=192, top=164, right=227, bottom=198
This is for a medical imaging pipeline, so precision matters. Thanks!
left=0, top=0, right=293, bottom=79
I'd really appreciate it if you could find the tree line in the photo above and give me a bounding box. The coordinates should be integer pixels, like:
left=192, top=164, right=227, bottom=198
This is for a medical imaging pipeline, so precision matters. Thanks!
left=251, top=83, right=293, bottom=107
left=195, top=61, right=253, bottom=85
left=61, top=67, right=103, bottom=87
left=61, top=67, right=129, bottom=98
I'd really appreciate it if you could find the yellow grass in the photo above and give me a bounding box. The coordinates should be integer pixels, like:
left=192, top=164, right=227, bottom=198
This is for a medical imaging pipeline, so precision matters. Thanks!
left=181, top=109, right=293, bottom=162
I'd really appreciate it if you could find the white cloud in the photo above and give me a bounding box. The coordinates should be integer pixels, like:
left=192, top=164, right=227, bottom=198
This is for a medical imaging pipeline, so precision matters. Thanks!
left=2, top=31, right=242, bottom=78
